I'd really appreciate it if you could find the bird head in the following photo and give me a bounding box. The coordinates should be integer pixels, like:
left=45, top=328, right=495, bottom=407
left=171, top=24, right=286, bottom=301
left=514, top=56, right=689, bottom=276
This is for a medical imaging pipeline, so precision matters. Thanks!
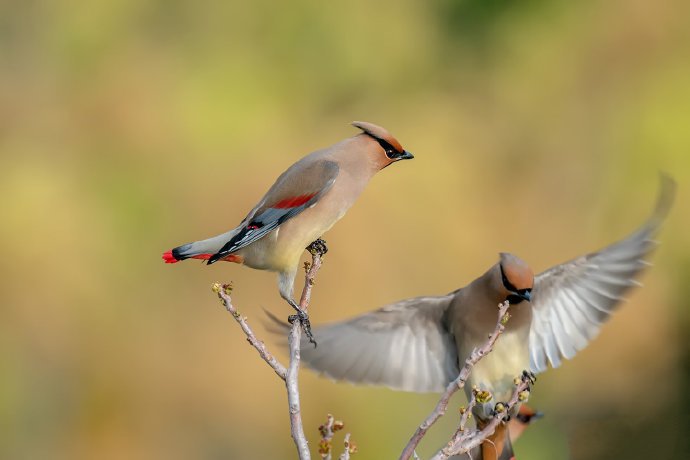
left=509, top=404, right=544, bottom=442
left=497, top=253, right=534, bottom=304
left=352, top=121, right=413, bottom=168
left=515, top=404, right=544, bottom=424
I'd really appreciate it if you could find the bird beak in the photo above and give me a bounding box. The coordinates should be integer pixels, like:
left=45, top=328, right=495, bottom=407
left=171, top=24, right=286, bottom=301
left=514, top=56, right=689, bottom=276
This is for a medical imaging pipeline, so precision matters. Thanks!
left=520, top=290, right=532, bottom=302
left=399, top=150, right=414, bottom=160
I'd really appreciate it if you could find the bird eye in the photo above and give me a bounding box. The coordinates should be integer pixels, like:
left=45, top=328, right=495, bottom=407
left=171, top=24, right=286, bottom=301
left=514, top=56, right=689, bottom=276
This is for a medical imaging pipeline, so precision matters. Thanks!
left=516, top=413, right=530, bottom=423
left=374, top=137, right=403, bottom=159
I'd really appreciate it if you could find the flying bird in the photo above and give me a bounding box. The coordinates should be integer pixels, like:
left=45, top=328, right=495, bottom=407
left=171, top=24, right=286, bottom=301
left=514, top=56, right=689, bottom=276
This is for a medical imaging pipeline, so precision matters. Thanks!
left=163, top=121, right=413, bottom=343
left=276, top=176, right=674, bottom=457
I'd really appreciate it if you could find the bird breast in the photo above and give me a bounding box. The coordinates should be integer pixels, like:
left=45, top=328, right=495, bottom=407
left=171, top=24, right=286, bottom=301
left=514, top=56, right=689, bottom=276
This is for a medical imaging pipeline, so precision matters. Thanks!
left=466, top=329, right=531, bottom=398
left=239, top=174, right=368, bottom=273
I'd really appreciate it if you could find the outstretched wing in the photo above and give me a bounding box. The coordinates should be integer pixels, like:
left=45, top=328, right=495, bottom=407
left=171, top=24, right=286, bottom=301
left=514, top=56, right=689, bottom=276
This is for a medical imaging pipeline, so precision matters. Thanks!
left=529, top=176, right=675, bottom=373
left=292, top=295, right=459, bottom=393
left=208, top=160, right=339, bottom=264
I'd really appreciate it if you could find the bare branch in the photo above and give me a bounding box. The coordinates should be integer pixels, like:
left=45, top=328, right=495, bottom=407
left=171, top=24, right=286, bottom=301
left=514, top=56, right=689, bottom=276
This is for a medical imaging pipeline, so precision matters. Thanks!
left=213, top=244, right=326, bottom=460
left=399, top=301, right=512, bottom=460
left=339, top=433, right=357, bottom=460
left=318, top=414, right=349, bottom=460
left=287, top=251, right=324, bottom=459
left=456, top=392, right=477, bottom=436
left=318, top=414, right=336, bottom=460
left=213, top=283, right=287, bottom=380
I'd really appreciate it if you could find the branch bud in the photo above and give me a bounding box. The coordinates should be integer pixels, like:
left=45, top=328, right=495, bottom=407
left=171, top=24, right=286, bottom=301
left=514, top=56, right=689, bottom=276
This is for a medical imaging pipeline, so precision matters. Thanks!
left=347, top=440, right=358, bottom=454
left=318, top=439, right=331, bottom=457
left=500, top=312, right=511, bottom=325
left=473, top=388, right=493, bottom=404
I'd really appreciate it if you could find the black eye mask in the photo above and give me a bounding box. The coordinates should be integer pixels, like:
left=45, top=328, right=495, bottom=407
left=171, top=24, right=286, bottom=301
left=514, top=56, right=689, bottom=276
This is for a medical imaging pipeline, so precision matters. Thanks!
left=373, top=137, right=405, bottom=159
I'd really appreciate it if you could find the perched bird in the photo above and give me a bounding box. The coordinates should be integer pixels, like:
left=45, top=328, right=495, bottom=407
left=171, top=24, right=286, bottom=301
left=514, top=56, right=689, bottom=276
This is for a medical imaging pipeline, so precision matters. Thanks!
left=163, top=121, right=413, bottom=343
left=277, top=176, right=674, bottom=456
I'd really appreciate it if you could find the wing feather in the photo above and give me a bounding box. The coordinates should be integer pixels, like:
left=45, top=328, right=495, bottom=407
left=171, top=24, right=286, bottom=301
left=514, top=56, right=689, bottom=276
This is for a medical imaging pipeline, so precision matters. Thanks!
left=208, top=160, right=339, bottom=263
left=529, top=176, right=675, bottom=373
left=290, top=295, right=459, bottom=393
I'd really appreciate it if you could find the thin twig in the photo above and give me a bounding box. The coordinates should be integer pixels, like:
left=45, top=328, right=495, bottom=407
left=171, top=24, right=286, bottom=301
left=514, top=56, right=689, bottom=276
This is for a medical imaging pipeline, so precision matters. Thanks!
left=431, top=375, right=533, bottom=460
left=213, top=246, right=325, bottom=460
left=399, top=301, right=512, bottom=460
left=340, top=433, right=350, bottom=460
left=457, top=393, right=477, bottom=435
left=339, top=434, right=351, bottom=460
left=287, top=252, right=324, bottom=460
left=339, top=433, right=357, bottom=460
left=318, top=414, right=336, bottom=460
left=213, top=283, right=287, bottom=380
left=319, top=414, right=348, bottom=460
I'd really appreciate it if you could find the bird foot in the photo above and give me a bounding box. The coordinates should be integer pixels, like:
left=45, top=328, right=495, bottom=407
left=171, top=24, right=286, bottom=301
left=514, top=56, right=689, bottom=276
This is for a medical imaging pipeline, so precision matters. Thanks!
left=288, top=310, right=317, bottom=347
left=287, top=298, right=317, bottom=347
left=307, top=238, right=328, bottom=256
left=522, top=370, right=537, bottom=387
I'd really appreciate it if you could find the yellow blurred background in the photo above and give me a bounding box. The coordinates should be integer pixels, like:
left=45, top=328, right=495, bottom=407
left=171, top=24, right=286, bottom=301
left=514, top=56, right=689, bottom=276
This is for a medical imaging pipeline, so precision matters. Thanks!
left=2, top=0, right=689, bottom=458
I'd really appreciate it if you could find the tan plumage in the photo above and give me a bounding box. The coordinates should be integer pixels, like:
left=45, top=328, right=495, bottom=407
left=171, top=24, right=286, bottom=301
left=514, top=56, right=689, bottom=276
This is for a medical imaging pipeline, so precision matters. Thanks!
left=285, top=176, right=674, bottom=420
left=164, top=121, right=413, bottom=337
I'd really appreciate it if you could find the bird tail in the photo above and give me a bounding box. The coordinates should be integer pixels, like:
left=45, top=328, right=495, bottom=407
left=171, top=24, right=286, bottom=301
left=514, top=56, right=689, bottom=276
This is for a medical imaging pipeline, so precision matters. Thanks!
left=263, top=308, right=290, bottom=334
left=162, top=228, right=241, bottom=264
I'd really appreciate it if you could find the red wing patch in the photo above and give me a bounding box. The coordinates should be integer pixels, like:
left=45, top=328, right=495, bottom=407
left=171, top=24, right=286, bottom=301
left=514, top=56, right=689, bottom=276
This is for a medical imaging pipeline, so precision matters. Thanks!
left=163, top=250, right=242, bottom=264
left=273, top=193, right=316, bottom=209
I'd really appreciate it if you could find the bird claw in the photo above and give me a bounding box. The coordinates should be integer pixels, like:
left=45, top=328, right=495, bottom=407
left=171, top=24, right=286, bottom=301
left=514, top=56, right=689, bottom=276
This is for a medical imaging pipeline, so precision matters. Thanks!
left=522, top=370, right=537, bottom=386
left=288, top=310, right=317, bottom=347
left=307, top=238, right=328, bottom=256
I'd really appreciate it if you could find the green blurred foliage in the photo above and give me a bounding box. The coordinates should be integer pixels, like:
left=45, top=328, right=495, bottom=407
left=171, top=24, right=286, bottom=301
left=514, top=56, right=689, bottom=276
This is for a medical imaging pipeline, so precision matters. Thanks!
left=1, top=0, right=689, bottom=458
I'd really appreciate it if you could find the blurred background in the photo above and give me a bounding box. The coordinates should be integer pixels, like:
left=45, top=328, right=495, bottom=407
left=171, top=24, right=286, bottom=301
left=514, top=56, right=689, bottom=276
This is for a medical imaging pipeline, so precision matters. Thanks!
left=1, top=0, right=689, bottom=458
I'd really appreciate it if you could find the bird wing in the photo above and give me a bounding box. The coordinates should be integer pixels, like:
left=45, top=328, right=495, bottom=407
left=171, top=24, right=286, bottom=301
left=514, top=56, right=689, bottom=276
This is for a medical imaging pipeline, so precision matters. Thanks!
left=296, top=295, right=459, bottom=393
left=528, top=176, right=675, bottom=373
left=208, top=160, right=339, bottom=264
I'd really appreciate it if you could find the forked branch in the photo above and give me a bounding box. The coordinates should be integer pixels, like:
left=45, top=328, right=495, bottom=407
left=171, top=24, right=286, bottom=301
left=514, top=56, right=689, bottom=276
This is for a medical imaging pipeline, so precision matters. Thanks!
left=213, top=245, right=326, bottom=460
left=399, top=300, right=513, bottom=460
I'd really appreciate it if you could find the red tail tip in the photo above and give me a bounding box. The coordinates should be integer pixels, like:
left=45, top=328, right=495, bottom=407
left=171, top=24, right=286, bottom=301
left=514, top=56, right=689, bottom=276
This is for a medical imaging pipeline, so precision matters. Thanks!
left=162, top=250, right=178, bottom=264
